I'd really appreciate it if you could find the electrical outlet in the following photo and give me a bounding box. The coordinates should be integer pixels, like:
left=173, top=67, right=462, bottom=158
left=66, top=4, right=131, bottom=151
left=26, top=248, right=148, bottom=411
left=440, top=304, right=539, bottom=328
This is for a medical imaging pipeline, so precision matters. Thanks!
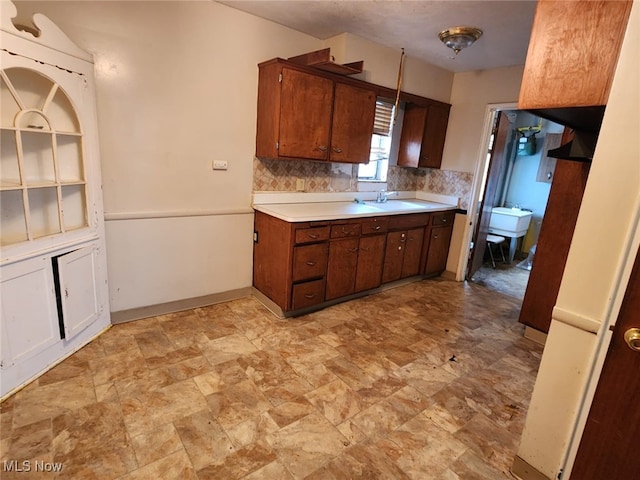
left=296, top=178, right=305, bottom=191
left=212, top=160, right=228, bottom=170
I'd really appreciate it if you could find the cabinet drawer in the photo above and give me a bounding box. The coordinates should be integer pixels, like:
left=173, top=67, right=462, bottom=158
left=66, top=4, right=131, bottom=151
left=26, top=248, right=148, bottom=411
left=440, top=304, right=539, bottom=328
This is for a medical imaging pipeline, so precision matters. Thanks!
left=331, top=223, right=361, bottom=238
left=295, top=226, right=330, bottom=244
left=432, top=211, right=455, bottom=226
left=388, top=213, right=430, bottom=230
left=292, top=243, right=329, bottom=281
left=291, top=279, right=325, bottom=310
left=360, top=216, right=389, bottom=235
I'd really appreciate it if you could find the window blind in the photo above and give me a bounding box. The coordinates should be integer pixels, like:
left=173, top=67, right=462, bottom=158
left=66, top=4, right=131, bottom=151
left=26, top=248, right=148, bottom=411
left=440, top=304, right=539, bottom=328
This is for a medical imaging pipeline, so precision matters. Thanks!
left=372, top=100, right=394, bottom=136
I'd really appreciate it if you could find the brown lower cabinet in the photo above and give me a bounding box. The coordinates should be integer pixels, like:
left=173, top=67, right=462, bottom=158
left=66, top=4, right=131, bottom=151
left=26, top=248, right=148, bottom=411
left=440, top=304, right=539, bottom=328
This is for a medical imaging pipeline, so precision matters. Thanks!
left=253, top=209, right=455, bottom=316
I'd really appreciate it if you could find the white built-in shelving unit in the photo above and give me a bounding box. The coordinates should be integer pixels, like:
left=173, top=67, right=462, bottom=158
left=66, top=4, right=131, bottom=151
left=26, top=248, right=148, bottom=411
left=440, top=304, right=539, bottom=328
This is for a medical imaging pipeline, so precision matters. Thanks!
left=0, top=2, right=110, bottom=399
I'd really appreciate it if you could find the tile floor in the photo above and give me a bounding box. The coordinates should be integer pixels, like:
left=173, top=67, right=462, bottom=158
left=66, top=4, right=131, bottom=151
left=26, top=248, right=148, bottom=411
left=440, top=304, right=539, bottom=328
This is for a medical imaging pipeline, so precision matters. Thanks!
left=0, top=278, right=544, bottom=479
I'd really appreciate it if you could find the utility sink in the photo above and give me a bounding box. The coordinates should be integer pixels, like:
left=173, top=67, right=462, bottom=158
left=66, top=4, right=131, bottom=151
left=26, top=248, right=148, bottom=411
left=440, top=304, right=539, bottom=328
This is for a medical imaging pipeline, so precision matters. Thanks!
left=489, top=207, right=533, bottom=237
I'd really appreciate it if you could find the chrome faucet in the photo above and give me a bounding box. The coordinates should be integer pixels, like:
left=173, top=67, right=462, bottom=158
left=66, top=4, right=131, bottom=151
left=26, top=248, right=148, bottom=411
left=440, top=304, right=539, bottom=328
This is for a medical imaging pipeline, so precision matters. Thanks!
left=376, top=189, right=398, bottom=203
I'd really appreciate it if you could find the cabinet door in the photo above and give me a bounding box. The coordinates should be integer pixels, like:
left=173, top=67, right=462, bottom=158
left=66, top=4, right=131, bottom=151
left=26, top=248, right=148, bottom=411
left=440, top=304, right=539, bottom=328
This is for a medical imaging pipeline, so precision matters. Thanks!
left=401, top=227, right=425, bottom=278
left=424, top=225, right=453, bottom=275
left=397, top=104, right=427, bottom=168
left=326, top=237, right=359, bottom=300
left=55, top=245, right=101, bottom=339
left=279, top=68, right=333, bottom=160
left=382, top=231, right=406, bottom=283
left=330, top=83, right=376, bottom=163
left=519, top=0, right=632, bottom=109
left=355, top=234, right=386, bottom=292
left=420, top=104, right=450, bottom=169
left=397, top=103, right=449, bottom=169
left=0, top=258, right=59, bottom=369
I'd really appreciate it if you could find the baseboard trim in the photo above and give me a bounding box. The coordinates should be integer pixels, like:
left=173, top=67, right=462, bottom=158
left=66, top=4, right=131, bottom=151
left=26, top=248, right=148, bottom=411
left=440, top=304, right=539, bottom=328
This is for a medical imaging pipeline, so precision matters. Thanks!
left=523, top=326, right=548, bottom=346
left=111, top=287, right=253, bottom=324
left=511, top=456, right=552, bottom=480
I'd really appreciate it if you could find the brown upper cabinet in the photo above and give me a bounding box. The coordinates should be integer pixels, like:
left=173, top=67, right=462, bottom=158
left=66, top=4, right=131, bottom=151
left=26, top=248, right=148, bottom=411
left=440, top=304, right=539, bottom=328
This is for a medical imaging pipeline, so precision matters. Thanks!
left=519, top=0, right=632, bottom=129
left=397, top=102, right=450, bottom=169
left=256, top=60, right=376, bottom=163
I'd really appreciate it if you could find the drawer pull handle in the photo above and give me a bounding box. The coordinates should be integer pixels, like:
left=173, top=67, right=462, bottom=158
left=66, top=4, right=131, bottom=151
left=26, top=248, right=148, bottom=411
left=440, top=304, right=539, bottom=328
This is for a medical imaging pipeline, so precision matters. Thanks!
left=316, top=145, right=328, bottom=152
left=442, top=219, right=448, bottom=223
left=361, top=247, right=370, bottom=252
left=305, top=261, right=317, bottom=266
left=349, top=247, right=359, bottom=253
left=307, top=233, right=319, bottom=239
left=373, top=225, right=381, bottom=230
left=400, top=238, right=406, bottom=243
left=304, top=293, right=317, bottom=299
left=434, top=234, right=439, bottom=239
left=332, top=146, right=343, bottom=153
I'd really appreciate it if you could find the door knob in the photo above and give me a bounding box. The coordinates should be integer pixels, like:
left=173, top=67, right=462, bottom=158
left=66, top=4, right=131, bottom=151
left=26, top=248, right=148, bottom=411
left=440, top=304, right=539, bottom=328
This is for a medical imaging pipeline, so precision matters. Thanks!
left=624, top=328, right=640, bottom=352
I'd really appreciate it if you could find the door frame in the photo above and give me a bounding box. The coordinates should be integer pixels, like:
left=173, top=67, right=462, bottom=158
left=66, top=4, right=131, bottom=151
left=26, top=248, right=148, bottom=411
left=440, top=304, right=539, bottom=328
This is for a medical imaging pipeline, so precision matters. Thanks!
left=454, top=102, right=517, bottom=281
left=561, top=213, right=640, bottom=478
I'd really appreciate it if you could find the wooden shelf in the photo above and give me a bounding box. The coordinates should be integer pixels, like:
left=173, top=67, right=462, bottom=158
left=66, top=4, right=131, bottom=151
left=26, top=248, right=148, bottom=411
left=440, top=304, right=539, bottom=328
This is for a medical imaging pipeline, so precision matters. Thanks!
left=287, top=48, right=363, bottom=76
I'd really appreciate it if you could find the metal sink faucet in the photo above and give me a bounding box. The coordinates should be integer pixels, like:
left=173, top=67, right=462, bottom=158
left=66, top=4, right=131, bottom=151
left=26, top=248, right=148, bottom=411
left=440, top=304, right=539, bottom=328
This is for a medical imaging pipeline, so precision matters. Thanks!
left=376, top=189, right=398, bottom=203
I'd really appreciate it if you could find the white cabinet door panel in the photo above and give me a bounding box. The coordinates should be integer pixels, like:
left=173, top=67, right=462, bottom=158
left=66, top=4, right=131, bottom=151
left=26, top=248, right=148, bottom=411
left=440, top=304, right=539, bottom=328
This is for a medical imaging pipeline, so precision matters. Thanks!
left=56, top=245, right=100, bottom=339
left=0, top=259, right=59, bottom=368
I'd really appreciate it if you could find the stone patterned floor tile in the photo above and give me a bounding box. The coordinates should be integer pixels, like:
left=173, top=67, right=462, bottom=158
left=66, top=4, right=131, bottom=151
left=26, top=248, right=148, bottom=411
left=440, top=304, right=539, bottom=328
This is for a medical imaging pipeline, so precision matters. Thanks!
left=0, top=279, right=544, bottom=480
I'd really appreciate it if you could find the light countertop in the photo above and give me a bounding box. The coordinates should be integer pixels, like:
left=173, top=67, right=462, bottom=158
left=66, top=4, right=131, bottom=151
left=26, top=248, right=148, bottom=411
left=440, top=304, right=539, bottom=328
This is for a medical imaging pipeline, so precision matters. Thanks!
left=253, top=199, right=457, bottom=222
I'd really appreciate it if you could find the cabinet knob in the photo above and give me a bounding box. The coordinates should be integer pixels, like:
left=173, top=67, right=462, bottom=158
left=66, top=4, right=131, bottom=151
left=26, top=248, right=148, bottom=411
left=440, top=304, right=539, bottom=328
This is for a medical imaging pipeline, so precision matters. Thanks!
left=434, top=234, right=439, bottom=239
left=316, top=145, right=328, bottom=152
left=348, top=247, right=359, bottom=253
left=397, top=246, right=403, bottom=251
left=442, top=219, right=447, bottom=223
left=373, top=225, right=381, bottom=230
left=332, top=146, right=343, bottom=153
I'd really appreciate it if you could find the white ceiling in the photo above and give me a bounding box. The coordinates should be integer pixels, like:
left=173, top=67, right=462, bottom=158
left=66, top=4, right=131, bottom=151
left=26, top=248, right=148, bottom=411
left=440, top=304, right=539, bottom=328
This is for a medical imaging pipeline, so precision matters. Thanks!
left=218, top=0, right=538, bottom=73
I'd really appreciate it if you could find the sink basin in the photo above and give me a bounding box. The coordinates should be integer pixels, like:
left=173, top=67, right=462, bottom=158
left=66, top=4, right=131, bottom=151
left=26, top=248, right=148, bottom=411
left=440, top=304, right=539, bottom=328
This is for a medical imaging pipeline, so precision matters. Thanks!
left=489, top=207, right=533, bottom=237
left=369, top=200, right=440, bottom=212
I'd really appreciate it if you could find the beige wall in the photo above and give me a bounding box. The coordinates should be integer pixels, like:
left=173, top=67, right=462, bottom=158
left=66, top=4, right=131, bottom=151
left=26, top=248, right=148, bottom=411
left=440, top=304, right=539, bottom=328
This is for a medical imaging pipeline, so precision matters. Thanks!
left=14, top=0, right=322, bottom=311
left=441, top=65, right=525, bottom=277
left=444, top=65, right=525, bottom=174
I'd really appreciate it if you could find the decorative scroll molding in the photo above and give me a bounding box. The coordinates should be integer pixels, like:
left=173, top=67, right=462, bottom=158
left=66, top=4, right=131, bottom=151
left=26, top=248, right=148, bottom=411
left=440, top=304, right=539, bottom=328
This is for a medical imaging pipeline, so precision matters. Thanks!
left=1, top=1, right=91, bottom=62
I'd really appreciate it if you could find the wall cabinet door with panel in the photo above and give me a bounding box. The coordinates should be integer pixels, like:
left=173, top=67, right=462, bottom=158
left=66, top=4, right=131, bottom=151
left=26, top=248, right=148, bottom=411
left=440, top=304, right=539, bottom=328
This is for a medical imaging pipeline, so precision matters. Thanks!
left=397, top=102, right=451, bottom=169
left=256, top=60, right=376, bottom=163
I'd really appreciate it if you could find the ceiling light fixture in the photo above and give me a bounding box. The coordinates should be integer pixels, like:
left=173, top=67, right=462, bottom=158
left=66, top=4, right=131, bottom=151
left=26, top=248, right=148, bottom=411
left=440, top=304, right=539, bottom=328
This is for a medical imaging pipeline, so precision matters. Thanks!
left=438, top=26, right=483, bottom=56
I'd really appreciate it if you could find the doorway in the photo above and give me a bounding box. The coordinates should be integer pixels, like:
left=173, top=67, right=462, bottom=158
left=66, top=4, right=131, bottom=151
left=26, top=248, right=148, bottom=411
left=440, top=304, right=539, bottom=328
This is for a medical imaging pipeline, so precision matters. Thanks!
left=466, top=106, right=562, bottom=300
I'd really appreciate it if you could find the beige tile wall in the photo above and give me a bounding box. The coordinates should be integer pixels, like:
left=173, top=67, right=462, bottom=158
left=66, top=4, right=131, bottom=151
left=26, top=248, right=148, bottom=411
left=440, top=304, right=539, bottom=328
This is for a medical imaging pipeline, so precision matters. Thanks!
left=253, top=158, right=473, bottom=209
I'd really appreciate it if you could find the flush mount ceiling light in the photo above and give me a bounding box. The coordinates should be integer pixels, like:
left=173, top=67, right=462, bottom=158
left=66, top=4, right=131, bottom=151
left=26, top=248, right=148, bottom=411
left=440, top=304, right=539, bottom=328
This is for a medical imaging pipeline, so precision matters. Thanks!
left=438, top=26, right=483, bottom=56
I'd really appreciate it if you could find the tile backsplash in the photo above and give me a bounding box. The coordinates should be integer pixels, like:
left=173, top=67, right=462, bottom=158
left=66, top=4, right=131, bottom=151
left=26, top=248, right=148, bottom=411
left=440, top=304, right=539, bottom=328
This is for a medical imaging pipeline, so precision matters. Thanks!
left=253, top=158, right=473, bottom=209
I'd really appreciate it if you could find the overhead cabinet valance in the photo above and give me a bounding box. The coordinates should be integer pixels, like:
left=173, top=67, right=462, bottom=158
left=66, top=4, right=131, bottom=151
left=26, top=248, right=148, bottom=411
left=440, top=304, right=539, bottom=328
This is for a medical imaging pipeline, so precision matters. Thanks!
left=255, top=58, right=451, bottom=168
